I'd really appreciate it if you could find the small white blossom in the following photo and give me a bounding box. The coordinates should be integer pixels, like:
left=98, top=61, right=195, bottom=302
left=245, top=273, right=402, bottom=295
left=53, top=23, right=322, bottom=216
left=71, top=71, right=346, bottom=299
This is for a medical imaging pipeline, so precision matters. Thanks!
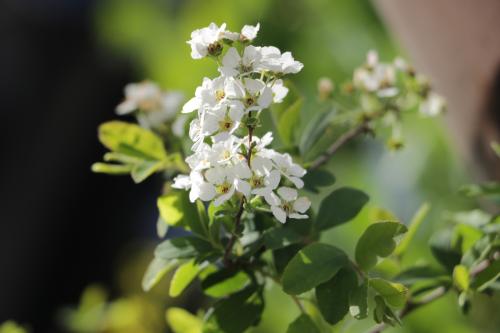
left=420, top=92, right=446, bottom=116
left=258, top=46, right=303, bottom=74
left=240, top=23, right=260, bottom=42
left=265, top=187, right=311, bottom=223
left=182, top=76, right=229, bottom=114
left=202, top=102, right=245, bottom=142
left=220, top=46, right=262, bottom=77
left=187, top=23, right=227, bottom=59
left=116, top=82, right=184, bottom=128
left=270, top=79, right=289, bottom=103
left=353, top=50, right=398, bottom=98
left=271, top=153, right=306, bottom=188
left=226, top=77, right=273, bottom=112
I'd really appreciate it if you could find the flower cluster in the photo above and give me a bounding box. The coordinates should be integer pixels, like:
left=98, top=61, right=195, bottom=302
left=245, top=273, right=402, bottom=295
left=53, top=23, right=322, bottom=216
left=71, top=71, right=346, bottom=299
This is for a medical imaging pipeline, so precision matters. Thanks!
left=116, top=81, right=186, bottom=135
left=353, top=50, right=446, bottom=116
left=173, top=22, right=310, bottom=223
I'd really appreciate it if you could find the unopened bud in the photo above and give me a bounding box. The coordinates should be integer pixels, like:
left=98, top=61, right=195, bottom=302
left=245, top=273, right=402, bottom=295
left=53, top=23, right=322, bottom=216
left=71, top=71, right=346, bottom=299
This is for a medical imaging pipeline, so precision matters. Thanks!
left=317, top=77, right=334, bottom=100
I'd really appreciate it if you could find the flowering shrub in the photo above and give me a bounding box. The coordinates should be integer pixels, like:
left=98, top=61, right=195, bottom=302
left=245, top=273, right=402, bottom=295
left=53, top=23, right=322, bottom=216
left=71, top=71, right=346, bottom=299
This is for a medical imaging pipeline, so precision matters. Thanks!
left=91, top=23, right=499, bottom=333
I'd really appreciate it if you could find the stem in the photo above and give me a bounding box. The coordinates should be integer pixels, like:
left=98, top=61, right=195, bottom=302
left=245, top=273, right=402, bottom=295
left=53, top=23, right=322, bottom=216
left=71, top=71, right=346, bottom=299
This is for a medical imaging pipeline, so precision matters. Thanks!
left=223, top=121, right=254, bottom=266
left=259, top=269, right=305, bottom=314
left=367, top=286, right=448, bottom=333
left=223, top=199, right=245, bottom=266
left=309, top=122, right=369, bottom=170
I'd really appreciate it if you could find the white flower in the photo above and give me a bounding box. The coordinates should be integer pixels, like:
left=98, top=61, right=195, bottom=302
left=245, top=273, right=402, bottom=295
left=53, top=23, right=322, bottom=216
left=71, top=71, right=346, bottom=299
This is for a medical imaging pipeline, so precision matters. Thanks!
left=219, top=46, right=262, bottom=77
left=206, top=135, right=242, bottom=166
left=172, top=174, right=191, bottom=190
left=265, top=187, right=311, bottom=223
left=182, top=76, right=229, bottom=114
left=270, top=79, right=288, bottom=103
left=420, top=92, right=446, bottom=116
left=271, top=153, right=306, bottom=188
left=226, top=77, right=273, bottom=112
left=192, top=163, right=251, bottom=206
left=353, top=50, right=397, bottom=97
left=250, top=166, right=280, bottom=196
left=202, top=102, right=245, bottom=142
left=187, top=23, right=227, bottom=59
left=240, top=23, right=260, bottom=42
left=258, top=47, right=303, bottom=74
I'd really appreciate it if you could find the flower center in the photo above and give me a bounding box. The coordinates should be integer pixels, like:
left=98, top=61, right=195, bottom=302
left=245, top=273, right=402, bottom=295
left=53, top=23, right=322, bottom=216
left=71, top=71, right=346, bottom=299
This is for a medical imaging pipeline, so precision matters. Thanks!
left=221, top=149, right=232, bottom=160
left=207, top=42, right=223, bottom=57
left=216, top=182, right=231, bottom=194
left=282, top=202, right=293, bottom=215
left=215, top=90, right=225, bottom=101
left=219, top=117, right=233, bottom=131
left=244, top=95, right=256, bottom=107
left=250, top=175, right=264, bottom=188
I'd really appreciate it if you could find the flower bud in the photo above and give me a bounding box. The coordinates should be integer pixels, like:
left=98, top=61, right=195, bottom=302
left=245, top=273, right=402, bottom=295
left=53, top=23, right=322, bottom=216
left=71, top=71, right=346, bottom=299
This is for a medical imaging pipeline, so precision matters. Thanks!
left=317, top=77, right=334, bottom=100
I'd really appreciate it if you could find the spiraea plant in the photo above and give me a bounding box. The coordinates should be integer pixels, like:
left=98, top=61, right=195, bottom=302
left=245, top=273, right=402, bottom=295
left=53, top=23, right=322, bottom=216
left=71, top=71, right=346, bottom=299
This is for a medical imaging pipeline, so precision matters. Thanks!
left=91, top=22, right=499, bottom=333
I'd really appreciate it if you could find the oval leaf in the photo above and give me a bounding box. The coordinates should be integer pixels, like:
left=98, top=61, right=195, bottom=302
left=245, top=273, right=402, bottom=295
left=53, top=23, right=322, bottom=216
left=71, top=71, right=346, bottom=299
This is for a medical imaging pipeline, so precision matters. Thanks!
left=316, top=187, right=369, bottom=231
left=315, top=266, right=358, bottom=324
left=142, top=257, right=178, bottom=292
left=355, top=221, right=407, bottom=271
left=169, top=260, right=200, bottom=297
left=282, top=243, right=348, bottom=295
left=369, top=278, right=408, bottom=309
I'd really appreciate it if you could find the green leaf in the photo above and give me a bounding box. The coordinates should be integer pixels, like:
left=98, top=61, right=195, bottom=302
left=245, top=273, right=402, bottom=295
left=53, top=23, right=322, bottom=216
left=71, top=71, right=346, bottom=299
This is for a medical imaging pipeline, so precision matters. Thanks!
left=393, top=265, right=446, bottom=285
left=142, top=257, right=178, bottom=292
left=201, top=269, right=250, bottom=298
left=131, top=160, right=164, bottom=183
left=157, top=192, right=208, bottom=237
left=282, top=243, right=348, bottom=294
left=491, top=141, right=500, bottom=157
left=369, top=278, right=408, bottom=309
left=271, top=82, right=303, bottom=146
left=470, top=259, right=500, bottom=292
left=394, top=202, right=430, bottom=257
left=349, top=281, right=368, bottom=319
left=299, top=108, right=336, bottom=158
left=316, top=187, right=369, bottom=231
left=355, top=221, right=407, bottom=271
left=303, top=169, right=336, bottom=194
left=286, top=314, right=320, bottom=333
left=453, top=224, right=483, bottom=254
left=452, top=265, right=470, bottom=292
left=315, top=266, right=358, bottom=324
left=262, top=227, right=302, bottom=250
left=273, top=244, right=303, bottom=275
left=98, top=121, right=167, bottom=160
left=154, top=236, right=213, bottom=260
left=166, top=307, right=202, bottom=333
left=211, top=286, right=264, bottom=333
left=169, top=260, right=200, bottom=297
left=91, top=162, right=132, bottom=174
left=430, top=229, right=462, bottom=272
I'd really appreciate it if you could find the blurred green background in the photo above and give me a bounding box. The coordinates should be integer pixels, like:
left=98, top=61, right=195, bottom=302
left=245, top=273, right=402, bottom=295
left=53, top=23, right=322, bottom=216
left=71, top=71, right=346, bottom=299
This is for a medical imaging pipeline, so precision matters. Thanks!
left=88, top=0, right=497, bottom=332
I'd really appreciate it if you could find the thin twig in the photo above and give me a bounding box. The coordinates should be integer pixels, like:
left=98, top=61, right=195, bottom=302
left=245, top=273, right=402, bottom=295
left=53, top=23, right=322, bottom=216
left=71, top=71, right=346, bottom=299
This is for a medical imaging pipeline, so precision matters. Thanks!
left=258, top=269, right=306, bottom=314
left=309, top=123, right=369, bottom=170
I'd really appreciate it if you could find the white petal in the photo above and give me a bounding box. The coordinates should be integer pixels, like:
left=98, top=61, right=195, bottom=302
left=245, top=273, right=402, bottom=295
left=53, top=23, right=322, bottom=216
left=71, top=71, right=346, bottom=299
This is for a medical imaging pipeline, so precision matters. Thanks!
left=172, top=174, right=191, bottom=190
left=241, top=23, right=260, bottom=40
left=205, top=167, right=226, bottom=184
left=293, top=197, right=311, bottom=213
left=214, top=186, right=234, bottom=206
left=288, top=176, right=304, bottom=189
left=182, top=97, right=201, bottom=113
left=198, top=183, right=216, bottom=201
left=267, top=170, right=281, bottom=189
left=235, top=179, right=251, bottom=197
left=264, top=192, right=280, bottom=206
left=289, top=213, right=308, bottom=220
left=116, top=99, right=137, bottom=115
left=258, top=87, right=273, bottom=108
left=271, top=80, right=289, bottom=103
left=222, top=47, right=241, bottom=68
left=277, top=187, right=298, bottom=201
left=244, top=78, right=265, bottom=94
left=271, top=206, right=287, bottom=223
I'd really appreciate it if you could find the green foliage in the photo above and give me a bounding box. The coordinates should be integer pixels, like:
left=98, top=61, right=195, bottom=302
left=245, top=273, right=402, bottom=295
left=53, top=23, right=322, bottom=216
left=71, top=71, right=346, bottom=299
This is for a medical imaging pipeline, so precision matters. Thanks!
left=282, top=243, right=348, bottom=295
left=316, top=187, right=369, bottom=231
left=355, top=221, right=408, bottom=271
left=92, top=121, right=170, bottom=183
left=369, top=278, right=408, bottom=309
left=271, top=82, right=303, bottom=146
left=315, top=266, right=358, bottom=324
left=166, top=308, right=202, bottom=333
left=169, top=260, right=200, bottom=297
left=286, top=314, right=320, bottom=333
left=142, top=257, right=178, bottom=292
left=0, top=322, right=27, bottom=333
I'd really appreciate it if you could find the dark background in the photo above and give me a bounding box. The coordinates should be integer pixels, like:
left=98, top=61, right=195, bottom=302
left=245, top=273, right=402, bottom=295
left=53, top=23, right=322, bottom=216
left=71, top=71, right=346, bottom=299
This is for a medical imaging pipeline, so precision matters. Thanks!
left=0, top=1, right=159, bottom=331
